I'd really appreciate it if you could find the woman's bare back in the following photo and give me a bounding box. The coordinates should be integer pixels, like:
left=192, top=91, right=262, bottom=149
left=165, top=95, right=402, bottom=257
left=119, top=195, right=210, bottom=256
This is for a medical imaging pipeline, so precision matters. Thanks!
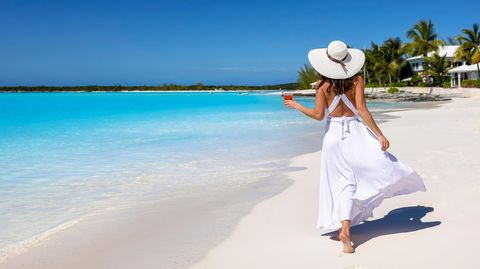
left=321, top=76, right=359, bottom=117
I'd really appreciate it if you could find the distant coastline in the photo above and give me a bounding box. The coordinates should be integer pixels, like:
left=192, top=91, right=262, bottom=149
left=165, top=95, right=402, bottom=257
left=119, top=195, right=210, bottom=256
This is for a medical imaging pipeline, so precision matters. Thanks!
left=0, top=83, right=298, bottom=93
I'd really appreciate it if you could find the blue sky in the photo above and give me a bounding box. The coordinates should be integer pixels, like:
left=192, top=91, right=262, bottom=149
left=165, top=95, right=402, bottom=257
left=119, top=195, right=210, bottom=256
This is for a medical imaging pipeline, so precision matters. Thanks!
left=0, top=0, right=478, bottom=86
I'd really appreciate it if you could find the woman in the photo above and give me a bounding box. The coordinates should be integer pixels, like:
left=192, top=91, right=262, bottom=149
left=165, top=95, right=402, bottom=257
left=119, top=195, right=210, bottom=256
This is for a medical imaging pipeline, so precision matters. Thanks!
left=284, top=40, right=426, bottom=254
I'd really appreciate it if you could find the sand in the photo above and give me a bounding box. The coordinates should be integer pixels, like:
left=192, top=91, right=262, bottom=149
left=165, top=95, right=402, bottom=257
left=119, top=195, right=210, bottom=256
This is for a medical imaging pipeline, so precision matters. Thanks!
left=1, top=96, right=479, bottom=269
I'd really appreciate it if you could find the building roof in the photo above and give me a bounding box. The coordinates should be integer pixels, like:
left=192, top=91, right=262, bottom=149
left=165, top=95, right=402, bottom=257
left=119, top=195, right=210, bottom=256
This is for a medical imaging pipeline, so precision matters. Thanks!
left=406, top=45, right=459, bottom=61
left=447, top=64, right=479, bottom=73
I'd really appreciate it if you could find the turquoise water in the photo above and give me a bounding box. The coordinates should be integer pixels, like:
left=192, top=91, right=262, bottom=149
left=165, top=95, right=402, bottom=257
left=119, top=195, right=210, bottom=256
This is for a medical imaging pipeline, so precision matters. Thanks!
left=0, top=91, right=407, bottom=258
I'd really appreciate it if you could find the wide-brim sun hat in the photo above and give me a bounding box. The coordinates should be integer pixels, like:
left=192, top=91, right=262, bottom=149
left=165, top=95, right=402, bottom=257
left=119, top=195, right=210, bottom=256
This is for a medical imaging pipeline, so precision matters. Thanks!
left=308, top=40, right=365, bottom=79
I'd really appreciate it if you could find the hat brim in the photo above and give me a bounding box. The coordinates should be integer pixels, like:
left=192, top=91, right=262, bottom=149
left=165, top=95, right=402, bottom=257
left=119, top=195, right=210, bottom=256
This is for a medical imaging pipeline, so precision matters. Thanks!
left=308, top=48, right=365, bottom=79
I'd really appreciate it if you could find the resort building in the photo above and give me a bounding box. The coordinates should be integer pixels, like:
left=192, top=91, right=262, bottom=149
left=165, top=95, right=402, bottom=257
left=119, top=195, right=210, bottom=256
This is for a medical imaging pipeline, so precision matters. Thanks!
left=406, top=45, right=480, bottom=87
left=447, top=64, right=480, bottom=87
left=406, top=45, right=463, bottom=73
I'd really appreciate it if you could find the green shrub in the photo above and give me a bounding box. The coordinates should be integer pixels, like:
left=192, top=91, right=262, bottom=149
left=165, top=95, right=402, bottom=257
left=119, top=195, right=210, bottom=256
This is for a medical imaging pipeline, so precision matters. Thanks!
left=410, top=74, right=422, bottom=85
left=417, top=82, right=429, bottom=87
left=365, top=83, right=381, bottom=88
left=387, top=87, right=399, bottom=94
left=442, top=81, right=452, bottom=88
left=461, top=79, right=480, bottom=88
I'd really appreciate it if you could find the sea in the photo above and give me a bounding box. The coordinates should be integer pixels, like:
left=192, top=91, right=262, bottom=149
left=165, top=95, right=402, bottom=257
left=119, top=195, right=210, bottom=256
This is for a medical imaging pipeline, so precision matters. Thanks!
left=0, top=91, right=413, bottom=260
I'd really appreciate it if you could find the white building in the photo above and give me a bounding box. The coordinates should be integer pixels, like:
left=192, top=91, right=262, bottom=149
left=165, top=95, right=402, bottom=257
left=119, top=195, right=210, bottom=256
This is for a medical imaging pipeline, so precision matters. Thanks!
left=406, top=45, right=463, bottom=73
left=447, top=64, right=480, bottom=87
left=406, top=45, right=480, bottom=87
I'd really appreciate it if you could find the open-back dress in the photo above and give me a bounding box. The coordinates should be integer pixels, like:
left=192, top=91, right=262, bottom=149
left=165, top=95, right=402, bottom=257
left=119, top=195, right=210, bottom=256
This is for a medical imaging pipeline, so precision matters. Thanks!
left=316, top=93, right=426, bottom=230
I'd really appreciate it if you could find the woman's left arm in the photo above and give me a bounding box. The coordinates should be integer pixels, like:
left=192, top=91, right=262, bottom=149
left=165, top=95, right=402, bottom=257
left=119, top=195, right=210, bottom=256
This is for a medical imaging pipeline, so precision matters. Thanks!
left=284, top=83, right=326, bottom=121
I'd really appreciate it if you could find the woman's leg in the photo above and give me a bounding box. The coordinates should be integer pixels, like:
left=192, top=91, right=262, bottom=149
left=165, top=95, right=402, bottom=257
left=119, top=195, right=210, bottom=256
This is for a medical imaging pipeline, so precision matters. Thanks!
left=329, top=228, right=342, bottom=241
left=339, top=220, right=355, bottom=253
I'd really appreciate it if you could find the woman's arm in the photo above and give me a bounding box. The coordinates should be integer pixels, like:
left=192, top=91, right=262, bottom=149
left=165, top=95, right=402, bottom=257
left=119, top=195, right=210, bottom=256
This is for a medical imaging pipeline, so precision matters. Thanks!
left=284, top=81, right=326, bottom=121
left=354, top=76, right=390, bottom=151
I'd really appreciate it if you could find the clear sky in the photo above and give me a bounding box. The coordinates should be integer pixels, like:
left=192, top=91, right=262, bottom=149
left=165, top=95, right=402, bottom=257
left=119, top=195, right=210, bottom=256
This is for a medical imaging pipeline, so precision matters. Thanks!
left=0, top=0, right=478, bottom=86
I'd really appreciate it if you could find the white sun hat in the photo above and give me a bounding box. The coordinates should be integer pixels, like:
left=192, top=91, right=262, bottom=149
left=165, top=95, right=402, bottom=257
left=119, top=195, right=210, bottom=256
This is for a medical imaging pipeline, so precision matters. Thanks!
left=308, top=40, right=365, bottom=79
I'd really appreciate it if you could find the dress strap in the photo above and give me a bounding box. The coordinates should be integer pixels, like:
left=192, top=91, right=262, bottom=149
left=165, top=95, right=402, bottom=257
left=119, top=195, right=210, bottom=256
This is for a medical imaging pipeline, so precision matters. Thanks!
left=327, top=93, right=359, bottom=117
left=339, top=94, right=360, bottom=116
left=327, top=95, right=341, bottom=114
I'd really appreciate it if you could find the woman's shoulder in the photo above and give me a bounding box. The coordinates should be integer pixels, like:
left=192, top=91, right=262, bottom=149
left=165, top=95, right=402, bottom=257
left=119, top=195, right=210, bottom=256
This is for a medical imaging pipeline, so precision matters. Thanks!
left=352, top=75, right=365, bottom=91
left=314, top=77, right=329, bottom=91
left=353, top=74, right=364, bottom=83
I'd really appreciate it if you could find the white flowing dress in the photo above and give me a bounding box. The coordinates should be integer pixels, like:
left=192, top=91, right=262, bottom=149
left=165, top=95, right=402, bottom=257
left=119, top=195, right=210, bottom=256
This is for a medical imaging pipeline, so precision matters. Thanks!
left=316, top=93, right=426, bottom=230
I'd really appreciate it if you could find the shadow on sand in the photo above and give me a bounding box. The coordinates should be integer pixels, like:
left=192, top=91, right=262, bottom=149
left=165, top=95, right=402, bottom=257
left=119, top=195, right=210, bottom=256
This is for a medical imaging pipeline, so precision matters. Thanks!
left=321, top=205, right=441, bottom=249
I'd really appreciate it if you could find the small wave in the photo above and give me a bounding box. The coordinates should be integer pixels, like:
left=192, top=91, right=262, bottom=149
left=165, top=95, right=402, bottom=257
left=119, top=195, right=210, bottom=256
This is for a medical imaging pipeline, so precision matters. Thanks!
left=0, top=218, right=82, bottom=264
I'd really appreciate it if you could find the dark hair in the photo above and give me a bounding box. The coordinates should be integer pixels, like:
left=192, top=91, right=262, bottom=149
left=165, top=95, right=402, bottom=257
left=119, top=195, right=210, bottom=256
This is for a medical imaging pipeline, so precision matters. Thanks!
left=317, top=75, right=358, bottom=95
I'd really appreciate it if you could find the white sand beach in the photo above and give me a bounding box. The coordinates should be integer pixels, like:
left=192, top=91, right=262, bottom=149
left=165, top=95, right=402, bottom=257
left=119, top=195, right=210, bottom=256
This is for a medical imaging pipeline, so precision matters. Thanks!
left=1, top=96, right=479, bottom=269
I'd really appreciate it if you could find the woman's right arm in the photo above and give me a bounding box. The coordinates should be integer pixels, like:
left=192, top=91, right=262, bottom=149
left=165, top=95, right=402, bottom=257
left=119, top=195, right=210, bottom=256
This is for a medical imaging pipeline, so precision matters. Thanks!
left=284, top=80, right=326, bottom=121
left=354, top=76, right=390, bottom=151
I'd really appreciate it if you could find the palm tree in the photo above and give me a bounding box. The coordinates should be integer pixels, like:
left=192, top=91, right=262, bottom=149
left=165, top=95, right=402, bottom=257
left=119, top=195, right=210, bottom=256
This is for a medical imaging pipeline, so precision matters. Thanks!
left=297, top=64, right=320, bottom=89
left=363, top=46, right=380, bottom=84
left=382, top=37, right=406, bottom=83
left=362, top=49, right=370, bottom=84
left=363, top=47, right=376, bottom=85
left=455, top=23, right=480, bottom=78
left=367, top=42, right=388, bottom=85
left=405, top=19, right=445, bottom=57
left=423, top=53, right=450, bottom=85
left=365, top=39, right=406, bottom=84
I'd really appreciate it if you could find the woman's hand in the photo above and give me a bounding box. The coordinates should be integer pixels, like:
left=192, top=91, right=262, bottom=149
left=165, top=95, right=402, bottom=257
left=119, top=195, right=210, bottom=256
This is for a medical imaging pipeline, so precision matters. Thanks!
left=378, top=135, right=390, bottom=151
left=284, top=100, right=300, bottom=110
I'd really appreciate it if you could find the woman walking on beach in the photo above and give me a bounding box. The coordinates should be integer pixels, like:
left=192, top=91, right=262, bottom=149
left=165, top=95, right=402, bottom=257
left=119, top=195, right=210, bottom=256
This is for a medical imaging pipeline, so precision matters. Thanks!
left=284, top=40, right=426, bottom=253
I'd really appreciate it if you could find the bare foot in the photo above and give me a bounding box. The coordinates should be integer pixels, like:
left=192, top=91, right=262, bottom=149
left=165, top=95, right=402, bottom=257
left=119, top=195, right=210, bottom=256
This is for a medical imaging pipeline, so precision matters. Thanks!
left=338, top=232, right=355, bottom=253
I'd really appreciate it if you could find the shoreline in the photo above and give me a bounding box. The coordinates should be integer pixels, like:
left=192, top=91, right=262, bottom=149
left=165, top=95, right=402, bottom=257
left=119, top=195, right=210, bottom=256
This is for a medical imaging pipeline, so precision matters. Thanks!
left=0, top=99, right=430, bottom=267
left=0, top=91, right=410, bottom=265
left=0, top=99, right=447, bottom=268
left=1, top=96, right=477, bottom=268
left=0, top=164, right=300, bottom=268
left=0, top=103, right=419, bottom=266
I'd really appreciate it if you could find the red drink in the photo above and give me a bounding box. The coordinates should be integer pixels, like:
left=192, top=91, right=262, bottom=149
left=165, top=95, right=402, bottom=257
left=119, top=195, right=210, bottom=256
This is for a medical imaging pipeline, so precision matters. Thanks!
left=283, top=93, right=293, bottom=101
